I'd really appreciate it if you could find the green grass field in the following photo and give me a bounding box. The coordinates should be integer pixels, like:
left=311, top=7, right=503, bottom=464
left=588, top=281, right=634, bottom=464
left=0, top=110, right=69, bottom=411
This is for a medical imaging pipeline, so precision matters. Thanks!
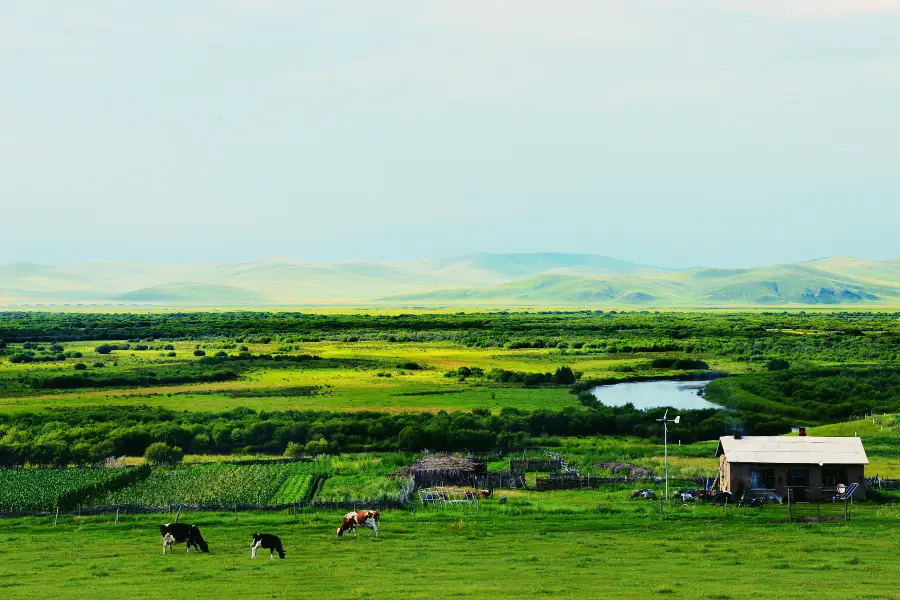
left=0, top=340, right=745, bottom=413
left=3, top=497, right=899, bottom=600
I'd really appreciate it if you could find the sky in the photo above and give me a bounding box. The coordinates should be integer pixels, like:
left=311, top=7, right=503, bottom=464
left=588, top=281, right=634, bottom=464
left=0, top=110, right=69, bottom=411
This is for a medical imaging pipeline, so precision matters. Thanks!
left=1, top=0, right=899, bottom=269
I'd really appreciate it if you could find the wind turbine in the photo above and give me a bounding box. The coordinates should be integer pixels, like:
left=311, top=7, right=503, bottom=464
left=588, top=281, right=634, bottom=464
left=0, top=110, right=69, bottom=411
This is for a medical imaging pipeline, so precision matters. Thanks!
left=657, top=409, right=680, bottom=500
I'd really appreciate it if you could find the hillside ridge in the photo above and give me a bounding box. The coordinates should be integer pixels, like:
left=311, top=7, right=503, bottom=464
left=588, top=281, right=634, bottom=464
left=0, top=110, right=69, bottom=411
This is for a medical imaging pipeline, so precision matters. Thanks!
left=2, top=253, right=899, bottom=307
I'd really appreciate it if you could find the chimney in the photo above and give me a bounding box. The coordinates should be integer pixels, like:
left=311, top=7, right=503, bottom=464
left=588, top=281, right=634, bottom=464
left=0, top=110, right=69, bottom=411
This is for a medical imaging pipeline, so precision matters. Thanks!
left=799, top=427, right=807, bottom=437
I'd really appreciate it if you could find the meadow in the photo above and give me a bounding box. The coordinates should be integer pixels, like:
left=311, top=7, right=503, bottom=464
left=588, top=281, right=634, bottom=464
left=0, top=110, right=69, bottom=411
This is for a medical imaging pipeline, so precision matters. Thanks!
left=2, top=310, right=900, bottom=598
left=3, top=496, right=900, bottom=600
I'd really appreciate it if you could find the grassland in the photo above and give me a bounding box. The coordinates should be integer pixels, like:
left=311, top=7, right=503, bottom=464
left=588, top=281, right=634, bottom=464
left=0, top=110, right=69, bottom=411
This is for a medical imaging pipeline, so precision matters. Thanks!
left=3, top=496, right=900, bottom=600
left=0, top=339, right=744, bottom=413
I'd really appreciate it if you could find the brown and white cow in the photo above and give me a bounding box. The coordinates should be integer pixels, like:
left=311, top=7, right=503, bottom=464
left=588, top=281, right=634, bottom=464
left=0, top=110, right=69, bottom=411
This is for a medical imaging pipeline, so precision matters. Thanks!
left=336, top=510, right=379, bottom=538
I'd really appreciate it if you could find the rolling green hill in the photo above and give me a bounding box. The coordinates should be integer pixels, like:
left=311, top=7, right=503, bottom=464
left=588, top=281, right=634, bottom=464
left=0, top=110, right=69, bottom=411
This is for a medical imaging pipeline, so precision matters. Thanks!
left=1, top=253, right=899, bottom=307
left=113, top=282, right=265, bottom=304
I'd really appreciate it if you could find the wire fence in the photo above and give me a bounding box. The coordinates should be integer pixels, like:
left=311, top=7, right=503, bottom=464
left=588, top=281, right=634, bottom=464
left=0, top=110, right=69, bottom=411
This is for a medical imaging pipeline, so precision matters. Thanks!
left=0, top=499, right=410, bottom=520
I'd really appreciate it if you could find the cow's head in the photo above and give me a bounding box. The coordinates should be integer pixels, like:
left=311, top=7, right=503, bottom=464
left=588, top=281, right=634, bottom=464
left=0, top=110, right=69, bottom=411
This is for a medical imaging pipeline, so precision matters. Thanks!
left=198, top=540, right=210, bottom=553
left=336, top=518, right=353, bottom=537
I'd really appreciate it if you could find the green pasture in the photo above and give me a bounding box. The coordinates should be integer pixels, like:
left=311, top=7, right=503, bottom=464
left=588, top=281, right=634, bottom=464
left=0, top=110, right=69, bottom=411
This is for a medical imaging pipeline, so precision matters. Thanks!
left=3, top=498, right=900, bottom=600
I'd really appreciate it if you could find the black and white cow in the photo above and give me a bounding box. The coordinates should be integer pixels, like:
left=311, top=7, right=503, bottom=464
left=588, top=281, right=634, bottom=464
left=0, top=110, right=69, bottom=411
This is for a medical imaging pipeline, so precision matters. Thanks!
left=160, top=523, right=209, bottom=554
left=251, top=533, right=285, bottom=559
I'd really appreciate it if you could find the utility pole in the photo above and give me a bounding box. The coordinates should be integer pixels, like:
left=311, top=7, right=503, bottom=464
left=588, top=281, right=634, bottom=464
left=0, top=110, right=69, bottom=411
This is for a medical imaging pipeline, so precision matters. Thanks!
left=657, top=410, right=680, bottom=500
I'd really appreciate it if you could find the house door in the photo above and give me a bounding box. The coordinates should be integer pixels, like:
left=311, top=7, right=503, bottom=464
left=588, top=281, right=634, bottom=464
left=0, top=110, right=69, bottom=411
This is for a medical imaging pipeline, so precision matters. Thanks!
left=788, top=469, right=810, bottom=502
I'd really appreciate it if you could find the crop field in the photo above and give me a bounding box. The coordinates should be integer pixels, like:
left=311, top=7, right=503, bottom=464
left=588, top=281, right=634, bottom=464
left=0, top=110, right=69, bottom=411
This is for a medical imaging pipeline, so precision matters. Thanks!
left=97, top=462, right=327, bottom=507
left=0, top=467, right=136, bottom=511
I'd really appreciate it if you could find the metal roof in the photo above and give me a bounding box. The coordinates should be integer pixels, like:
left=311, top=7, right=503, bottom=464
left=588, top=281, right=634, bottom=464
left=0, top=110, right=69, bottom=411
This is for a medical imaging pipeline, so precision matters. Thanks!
left=716, top=436, right=868, bottom=466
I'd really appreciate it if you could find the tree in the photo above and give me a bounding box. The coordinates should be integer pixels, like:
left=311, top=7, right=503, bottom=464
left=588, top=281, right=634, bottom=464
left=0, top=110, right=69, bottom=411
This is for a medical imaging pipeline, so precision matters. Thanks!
left=95, top=344, right=114, bottom=355
left=578, top=391, right=596, bottom=407
left=552, top=366, right=577, bottom=385
left=73, top=362, right=87, bottom=370
left=283, top=441, right=304, bottom=458
left=397, top=425, right=425, bottom=450
left=766, top=358, right=790, bottom=371
left=143, top=442, right=184, bottom=466
left=305, top=439, right=328, bottom=455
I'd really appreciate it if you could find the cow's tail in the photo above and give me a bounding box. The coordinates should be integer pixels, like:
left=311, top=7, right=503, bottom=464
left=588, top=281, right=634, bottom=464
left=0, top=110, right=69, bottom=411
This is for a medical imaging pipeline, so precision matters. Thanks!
left=192, top=526, right=210, bottom=553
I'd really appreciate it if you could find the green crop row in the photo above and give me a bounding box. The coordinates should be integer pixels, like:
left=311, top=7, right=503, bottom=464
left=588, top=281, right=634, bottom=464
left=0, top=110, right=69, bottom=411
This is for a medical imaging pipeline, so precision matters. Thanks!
left=97, top=462, right=317, bottom=506
left=0, top=467, right=146, bottom=511
left=268, top=473, right=324, bottom=505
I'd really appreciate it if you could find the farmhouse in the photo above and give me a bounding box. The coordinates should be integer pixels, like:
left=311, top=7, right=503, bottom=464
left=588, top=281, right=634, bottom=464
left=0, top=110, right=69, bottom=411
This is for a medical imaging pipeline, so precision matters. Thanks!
left=716, top=434, right=868, bottom=501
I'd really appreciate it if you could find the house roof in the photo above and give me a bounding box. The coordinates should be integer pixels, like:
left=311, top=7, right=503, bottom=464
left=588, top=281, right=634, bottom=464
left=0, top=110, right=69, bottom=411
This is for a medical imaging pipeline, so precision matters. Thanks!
left=716, top=436, right=868, bottom=466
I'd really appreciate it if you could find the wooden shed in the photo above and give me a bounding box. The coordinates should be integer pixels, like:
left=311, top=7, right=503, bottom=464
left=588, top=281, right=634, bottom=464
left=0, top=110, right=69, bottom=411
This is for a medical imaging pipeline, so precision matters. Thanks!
left=716, top=435, right=868, bottom=501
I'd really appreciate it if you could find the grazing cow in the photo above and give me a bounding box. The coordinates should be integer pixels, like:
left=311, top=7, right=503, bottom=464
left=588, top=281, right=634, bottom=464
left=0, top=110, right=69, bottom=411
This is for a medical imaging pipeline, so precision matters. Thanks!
left=336, top=510, right=379, bottom=538
left=478, top=489, right=492, bottom=499
left=251, top=533, right=285, bottom=559
left=498, top=497, right=507, bottom=504
left=160, top=523, right=209, bottom=554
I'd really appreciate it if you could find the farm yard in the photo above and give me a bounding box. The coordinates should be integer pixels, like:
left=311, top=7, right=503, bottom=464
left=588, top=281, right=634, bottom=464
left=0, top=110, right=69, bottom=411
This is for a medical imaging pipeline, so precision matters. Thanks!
left=3, top=310, right=900, bottom=598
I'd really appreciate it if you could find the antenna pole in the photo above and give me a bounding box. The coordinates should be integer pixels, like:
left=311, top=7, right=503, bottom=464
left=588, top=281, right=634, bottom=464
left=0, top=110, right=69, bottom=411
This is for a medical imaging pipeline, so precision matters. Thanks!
left=664, top=416, right=669, bottom=500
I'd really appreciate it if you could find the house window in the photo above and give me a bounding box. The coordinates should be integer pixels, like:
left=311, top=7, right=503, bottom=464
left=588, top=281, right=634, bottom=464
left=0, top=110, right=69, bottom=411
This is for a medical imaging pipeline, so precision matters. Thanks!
left=822, top=466, right=848, bottom=488
left=787, top=469, right=810, bottom=487
left=750, top=469, right=776, bottom=489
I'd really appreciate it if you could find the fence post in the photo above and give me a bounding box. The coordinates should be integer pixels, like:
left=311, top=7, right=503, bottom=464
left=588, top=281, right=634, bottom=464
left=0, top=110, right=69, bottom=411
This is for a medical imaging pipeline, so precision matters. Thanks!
left=724, top=496, right=727, bottom=518
left=115, top=507, right=119, bottom=525
left=844, top=499, right=849, bottom=522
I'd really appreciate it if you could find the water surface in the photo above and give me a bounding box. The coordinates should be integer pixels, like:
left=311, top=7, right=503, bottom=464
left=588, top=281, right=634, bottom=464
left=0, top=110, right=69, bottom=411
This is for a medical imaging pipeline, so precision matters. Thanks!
left=590, top=380, right=721, bottom=410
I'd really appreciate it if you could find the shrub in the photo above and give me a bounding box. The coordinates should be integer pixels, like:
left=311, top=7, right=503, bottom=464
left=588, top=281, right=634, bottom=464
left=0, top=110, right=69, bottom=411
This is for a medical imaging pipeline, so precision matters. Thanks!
left=9, top=353, right=34, bottom=364
left=193, top=349, right=206, bottom=357
left=397, top=362, right=423, bottom=370
left=766, top=358, right=790, bottom=371
left=166, top=351, right=176, bottom=357
left=95, top=344, right=115, bottom=355
left=143, top=442, right=184, bottom=466
left=305, top=439, right=328, bottom=455
left=577, top=391, right=596, bottom=407
left=92, top=362, right=105, bottom=368
left=284, top=441, right=304, bottom=459
left=73, top=363, right=88, bottom=371
left=214, top=351, right=228, bottom=357
left=163, top=344, right=175, bottom=351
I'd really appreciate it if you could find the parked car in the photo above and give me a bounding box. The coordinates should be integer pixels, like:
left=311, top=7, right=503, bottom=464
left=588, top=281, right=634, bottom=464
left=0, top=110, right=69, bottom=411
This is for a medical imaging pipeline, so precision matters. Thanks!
left=630, top=489, right=657, bottom=500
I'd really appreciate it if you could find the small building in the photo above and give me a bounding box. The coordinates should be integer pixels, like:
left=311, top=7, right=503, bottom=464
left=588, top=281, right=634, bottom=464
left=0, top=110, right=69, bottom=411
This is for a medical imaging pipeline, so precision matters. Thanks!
left=716, top=435, right=868, bottom=501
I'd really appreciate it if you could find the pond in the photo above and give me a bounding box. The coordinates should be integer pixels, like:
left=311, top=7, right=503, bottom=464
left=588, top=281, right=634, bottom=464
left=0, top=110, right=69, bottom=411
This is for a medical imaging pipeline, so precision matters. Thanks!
left=590, top=380, right=722, bottom=410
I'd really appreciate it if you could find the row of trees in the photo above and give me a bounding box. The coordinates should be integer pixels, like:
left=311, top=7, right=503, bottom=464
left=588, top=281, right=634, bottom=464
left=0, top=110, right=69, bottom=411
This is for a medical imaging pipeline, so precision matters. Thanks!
left=0, top=404, right=750, bottom=467
left=4, top=311, right=898, bottom=363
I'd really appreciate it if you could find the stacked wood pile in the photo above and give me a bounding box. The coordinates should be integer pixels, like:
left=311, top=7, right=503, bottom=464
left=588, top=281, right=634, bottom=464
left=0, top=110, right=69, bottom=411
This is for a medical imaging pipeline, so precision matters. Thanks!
left=509, top=458, right=562, bottom=473
left=594, top=461, right=655, bottom=479
left=392, top=454, right=486, bottom=488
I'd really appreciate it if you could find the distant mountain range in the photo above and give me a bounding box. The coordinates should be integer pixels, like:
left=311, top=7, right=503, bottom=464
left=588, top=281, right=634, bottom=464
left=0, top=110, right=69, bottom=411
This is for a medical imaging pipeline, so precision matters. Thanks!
left=2, top=253, right=900, bottom=307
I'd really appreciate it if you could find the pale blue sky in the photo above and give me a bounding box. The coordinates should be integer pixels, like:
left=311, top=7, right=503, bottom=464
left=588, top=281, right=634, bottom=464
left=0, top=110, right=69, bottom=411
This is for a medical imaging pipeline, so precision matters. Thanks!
left=2, top=1, right=899, bottom=268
